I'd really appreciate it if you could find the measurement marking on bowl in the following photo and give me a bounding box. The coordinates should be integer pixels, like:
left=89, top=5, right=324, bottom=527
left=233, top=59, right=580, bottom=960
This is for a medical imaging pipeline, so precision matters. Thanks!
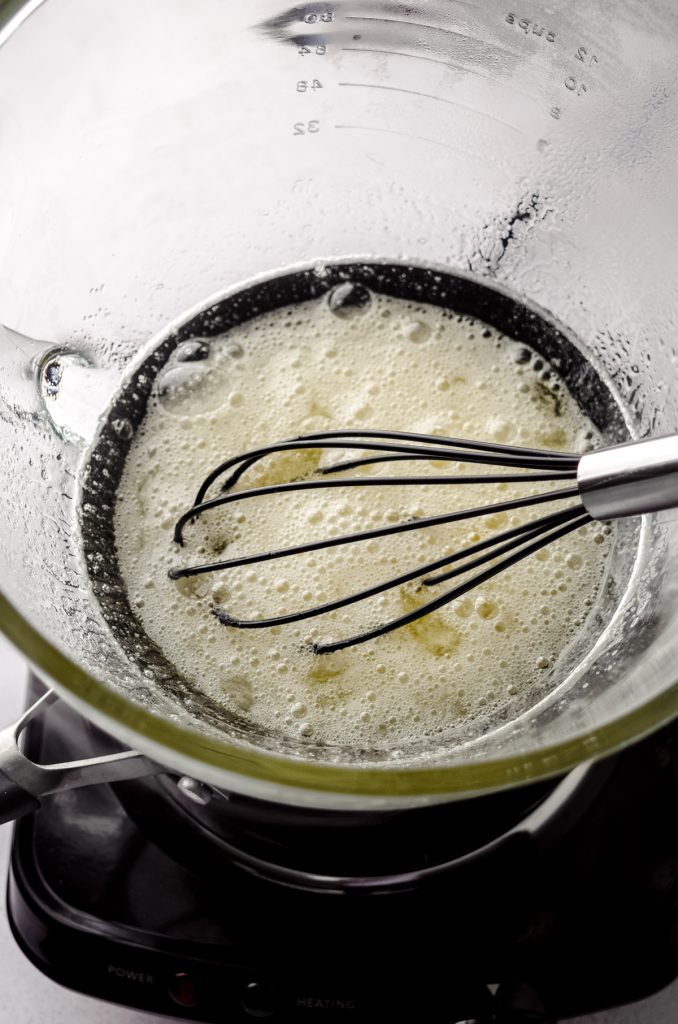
left=344, top=15, right=519, bottom=60
left=365, top=0, right=482, bottom=7
left=341, top=47, right=540, bottom=105
left=338, top=81, right=525, bottom=134
left=334, top=123, right=468, bottom=154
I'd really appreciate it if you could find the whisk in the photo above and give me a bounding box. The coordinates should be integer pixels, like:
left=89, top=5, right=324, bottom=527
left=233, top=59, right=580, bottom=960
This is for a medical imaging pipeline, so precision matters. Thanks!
left=169, top=429, right=678, bottom=654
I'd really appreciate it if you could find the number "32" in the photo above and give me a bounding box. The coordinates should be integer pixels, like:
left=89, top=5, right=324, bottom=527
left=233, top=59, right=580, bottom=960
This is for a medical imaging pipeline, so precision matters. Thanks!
left=293, top=120, right=320, bottom=135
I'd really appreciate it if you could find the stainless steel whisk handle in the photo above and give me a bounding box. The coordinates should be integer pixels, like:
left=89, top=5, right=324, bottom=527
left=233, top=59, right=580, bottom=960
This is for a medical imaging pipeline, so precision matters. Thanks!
left=578, top=434, right=678, bottom=519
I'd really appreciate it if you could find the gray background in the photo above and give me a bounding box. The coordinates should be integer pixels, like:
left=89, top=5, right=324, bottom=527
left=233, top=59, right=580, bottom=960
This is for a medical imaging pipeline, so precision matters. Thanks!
left=0, top=634, right=674, bottom=1024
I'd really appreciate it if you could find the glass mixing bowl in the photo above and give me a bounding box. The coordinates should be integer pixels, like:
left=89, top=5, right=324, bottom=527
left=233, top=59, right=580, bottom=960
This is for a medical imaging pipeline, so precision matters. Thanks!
left=1, top=0, right=678, bottom=809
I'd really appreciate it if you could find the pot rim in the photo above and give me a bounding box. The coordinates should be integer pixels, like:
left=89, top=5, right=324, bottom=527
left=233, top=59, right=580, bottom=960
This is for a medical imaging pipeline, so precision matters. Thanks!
left=3, top=589, right=678, bottom=806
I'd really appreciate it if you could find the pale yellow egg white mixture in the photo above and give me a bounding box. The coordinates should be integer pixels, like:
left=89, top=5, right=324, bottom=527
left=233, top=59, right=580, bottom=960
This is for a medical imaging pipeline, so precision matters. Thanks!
left=114, top=293, right=611, bottom=750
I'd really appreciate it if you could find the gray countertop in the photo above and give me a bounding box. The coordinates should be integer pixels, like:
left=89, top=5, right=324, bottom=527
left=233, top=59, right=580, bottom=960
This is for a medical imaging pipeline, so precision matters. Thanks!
left=0, top=634, right=675, bottom=1024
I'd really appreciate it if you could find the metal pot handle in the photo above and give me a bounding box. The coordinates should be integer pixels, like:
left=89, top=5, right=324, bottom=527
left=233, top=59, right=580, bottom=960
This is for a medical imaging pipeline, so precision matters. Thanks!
left=0, top=689, right=161, bottom=824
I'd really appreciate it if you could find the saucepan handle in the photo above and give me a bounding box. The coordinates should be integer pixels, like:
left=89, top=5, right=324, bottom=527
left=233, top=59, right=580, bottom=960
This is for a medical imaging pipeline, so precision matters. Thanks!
left=0, top=689, right=161, bottom=825
left=0, top=768, right=40, bottom=824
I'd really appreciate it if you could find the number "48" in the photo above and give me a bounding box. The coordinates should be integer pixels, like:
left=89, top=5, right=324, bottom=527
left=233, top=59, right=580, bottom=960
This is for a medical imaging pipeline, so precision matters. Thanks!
left=298, top=44, right=326, bottom=56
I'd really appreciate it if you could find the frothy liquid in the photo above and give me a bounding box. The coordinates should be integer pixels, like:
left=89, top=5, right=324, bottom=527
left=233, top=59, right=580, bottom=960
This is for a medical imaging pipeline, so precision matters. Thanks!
left=114, top=291, right=612, bottom=750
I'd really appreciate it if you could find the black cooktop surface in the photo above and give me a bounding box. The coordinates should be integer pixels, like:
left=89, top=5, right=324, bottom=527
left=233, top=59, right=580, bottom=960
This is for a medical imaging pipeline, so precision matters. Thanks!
left=9, top=676, right=678, bottom=1023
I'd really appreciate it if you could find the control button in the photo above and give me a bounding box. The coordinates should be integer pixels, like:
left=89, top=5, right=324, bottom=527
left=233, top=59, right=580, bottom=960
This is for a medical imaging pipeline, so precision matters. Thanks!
left=241, top=981, right=279, bottom=1018
left=169, top=972, right=201, bottom=1008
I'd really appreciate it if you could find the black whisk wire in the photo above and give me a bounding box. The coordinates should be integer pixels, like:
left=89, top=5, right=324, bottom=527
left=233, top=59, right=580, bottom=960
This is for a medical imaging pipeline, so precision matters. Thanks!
left=193, top=428, right=579, bottom=503
left=313, top=509, right=590, bottom=654
left=169, top=430, right=585, bottom=652
left=212, top=505, right=587, bottom=632
left=170, top=484, right=580, bottom=571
